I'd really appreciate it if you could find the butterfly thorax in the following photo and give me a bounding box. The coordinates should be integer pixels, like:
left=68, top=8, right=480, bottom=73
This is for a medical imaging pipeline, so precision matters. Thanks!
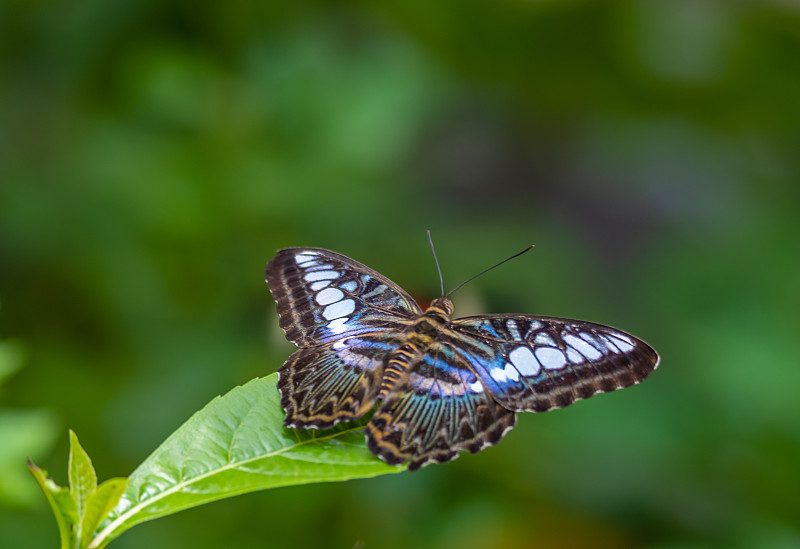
left=412, top=297, right=454, bottom=336
left=378, top=297, right=454, bottom=398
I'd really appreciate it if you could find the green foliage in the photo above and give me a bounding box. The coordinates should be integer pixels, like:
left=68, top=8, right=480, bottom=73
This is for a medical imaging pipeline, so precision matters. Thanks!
left=0, top=339, right=59, bottom=508
left=30, top=375, right=401, bottom=549
left=0, top=409, right=58, bottom=506
left=29, top=431, right=127, bottom=549
left=3, top=1, right=800, bottom=548
left=28, top=459, right=78, bottom=549
left=0, top=339, right=23, bottom=384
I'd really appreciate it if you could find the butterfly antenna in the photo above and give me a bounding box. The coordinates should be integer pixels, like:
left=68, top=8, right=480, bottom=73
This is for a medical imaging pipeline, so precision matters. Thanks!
left=446, top=244, right=535, bottom=298
left=427, top=230, right=445, bottom=296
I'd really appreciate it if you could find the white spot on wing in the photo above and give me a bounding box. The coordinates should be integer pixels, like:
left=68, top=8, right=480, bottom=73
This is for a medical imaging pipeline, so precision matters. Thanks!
left=295, top=252, right=319, bottom=265
left=490, top=366, right=508, bottom=383
left=535, top=347, right=567, bottom=370
left=508, top=346, right=540, bottom=376
left=361, top=284, right=388, bottom=300
left=506, top=319, right=522, bottom=341
left=566, top=347, right=584, bottom=364
left=579, top=332, right=602, bottom=346
left=327, top=317, right=349, bottom=335
left=339, top=280, right=358, bottom=292
left=564, top=334, right=603, bottom=360
left=309, top=281, right=329, bottom=291
left=608, top=333, right=635, bottom=353
left=597, top=335, right=621, bottom=354
left=503, top=362, right=520, bottom=382
left=322, top=299, right=356, bottom=320
left=315, top=287, right=344, bottom=305
left=304, top=270, right=339, bottom=282
left=468, top=379, right=483, bottom=393
left=534, top=332, right=556, bottom=346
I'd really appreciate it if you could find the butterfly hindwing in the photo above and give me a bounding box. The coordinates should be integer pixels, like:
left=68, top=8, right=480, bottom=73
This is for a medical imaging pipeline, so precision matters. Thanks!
left=447, top=315, right=660, bottom=412
left=365, top=341, right=516, bottom=471
left=278, top=333, right=399, bottom=429
left=265, top=248, right=421, bottom=347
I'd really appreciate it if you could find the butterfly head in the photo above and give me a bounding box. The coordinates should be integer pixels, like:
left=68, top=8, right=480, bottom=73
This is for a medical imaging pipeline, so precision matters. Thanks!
left=427, top=296, right=454, bottom=318
left=413, top=296, right=454, bottom=338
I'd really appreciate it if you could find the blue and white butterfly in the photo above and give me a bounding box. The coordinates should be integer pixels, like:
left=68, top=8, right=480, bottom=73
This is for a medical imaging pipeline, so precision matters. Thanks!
left=265, top=246, right=660, bottom=470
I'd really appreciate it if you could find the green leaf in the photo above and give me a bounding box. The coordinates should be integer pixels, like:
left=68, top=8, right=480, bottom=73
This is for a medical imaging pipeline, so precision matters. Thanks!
left=79, top=478, right=127, bottom=549
left=89, top=374, right=401, bottom=549
left=28, top=458, right=79, bottom=549
left=69, top=430, right=98, bottom=523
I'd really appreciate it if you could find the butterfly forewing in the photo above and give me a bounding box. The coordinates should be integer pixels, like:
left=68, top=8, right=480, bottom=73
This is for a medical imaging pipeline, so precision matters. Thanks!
left=265, top=248, right=421, bottom=347
left=447, top=315, right=660, bottom=412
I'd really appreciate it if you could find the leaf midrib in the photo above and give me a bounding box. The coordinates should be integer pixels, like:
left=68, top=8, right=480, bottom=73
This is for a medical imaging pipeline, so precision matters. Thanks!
left=89, top=424, right=371, bottom=549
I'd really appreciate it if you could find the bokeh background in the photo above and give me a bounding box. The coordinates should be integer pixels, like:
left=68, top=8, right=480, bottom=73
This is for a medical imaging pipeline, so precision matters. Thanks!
left=1, top=1, right=799, bottom=548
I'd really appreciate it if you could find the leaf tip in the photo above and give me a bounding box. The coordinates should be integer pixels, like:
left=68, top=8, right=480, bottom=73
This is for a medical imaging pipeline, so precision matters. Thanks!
left=27, top=456, right=46, bottom=477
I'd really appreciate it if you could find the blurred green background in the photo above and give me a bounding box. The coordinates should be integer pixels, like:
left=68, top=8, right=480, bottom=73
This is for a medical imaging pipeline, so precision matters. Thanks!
left=1, top=1, right=799, bottom=548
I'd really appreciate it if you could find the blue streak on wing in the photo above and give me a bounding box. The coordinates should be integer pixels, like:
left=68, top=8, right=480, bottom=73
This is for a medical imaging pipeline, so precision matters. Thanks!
left=365, top=341, right=516, bottom=470
left=446, top=315, right=660, bottom=413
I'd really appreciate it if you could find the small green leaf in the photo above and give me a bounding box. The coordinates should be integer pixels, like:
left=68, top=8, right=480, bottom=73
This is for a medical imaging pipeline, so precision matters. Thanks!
left=28, top=458, right=79, bottom=549
left=69, top=430, right=98, bottom=521
left=90, top=374, right=401, bottom=549
left=79, top=478, right=127, bottom=549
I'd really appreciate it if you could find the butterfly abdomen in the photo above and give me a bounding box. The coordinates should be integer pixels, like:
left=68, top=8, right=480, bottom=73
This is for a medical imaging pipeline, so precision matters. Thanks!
left=379, top=343, right=419, bottom=398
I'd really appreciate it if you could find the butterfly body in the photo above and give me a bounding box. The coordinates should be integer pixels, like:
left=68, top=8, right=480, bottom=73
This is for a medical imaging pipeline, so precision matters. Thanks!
left=379, top=297, right=453, bottom=398
left=266, top=247, right=660, bottom=470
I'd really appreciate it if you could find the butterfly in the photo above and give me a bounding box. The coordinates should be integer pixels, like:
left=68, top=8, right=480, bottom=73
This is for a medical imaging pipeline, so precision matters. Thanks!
left=265, top=246, right=660, bottom=470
